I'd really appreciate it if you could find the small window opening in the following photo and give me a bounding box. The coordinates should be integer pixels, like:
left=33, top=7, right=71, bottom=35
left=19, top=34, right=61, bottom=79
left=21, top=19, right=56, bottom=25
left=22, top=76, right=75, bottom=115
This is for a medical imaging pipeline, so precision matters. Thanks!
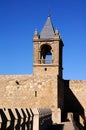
left=16, top=80, right=19, bottom=85
left=44, top=68, right=47, bottom=71
left=35, top=91, right=37, bottom=97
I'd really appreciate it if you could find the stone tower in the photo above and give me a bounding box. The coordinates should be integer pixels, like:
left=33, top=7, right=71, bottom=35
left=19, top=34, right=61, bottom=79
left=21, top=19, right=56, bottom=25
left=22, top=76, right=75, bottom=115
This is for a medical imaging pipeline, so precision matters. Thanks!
left=33, top=15, right=63, bottom=78
left=32, top=16, right=64, bottom=123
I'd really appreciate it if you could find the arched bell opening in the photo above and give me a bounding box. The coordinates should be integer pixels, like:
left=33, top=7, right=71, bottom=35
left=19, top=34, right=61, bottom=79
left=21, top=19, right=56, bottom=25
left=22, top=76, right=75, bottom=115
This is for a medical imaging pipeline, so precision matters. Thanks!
left=40, top=44, right=53, bottom=64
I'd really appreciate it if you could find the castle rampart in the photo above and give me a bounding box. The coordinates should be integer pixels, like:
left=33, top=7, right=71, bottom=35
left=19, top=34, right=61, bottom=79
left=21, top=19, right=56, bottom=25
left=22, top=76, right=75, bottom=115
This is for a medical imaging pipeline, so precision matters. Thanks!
left=0, top=15, right=86, bottom=129
left=0, top=75, right=58, bottom=109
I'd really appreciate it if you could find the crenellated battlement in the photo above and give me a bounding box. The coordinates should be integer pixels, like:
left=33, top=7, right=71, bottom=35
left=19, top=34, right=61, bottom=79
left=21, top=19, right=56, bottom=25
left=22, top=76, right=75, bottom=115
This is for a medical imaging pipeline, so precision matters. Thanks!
left=0, top=108, right=52, bottom=130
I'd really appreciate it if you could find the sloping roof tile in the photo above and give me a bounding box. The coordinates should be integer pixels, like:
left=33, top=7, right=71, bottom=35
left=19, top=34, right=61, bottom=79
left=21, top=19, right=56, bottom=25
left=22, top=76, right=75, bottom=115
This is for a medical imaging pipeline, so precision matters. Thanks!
left=40, top=16, right=55, bottom=38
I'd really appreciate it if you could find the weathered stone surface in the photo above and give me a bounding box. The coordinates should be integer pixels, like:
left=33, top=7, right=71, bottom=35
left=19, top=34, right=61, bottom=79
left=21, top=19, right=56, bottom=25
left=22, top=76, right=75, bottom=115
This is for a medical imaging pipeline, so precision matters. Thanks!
left=70, top=80, right=86, bottom=111
left=0, top=75, right=58, bottom=109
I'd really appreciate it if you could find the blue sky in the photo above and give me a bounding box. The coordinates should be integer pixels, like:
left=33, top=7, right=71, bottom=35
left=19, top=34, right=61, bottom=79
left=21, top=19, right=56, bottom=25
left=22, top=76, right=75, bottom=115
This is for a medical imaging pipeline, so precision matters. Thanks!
left=0, top=0, right=86, bottom=80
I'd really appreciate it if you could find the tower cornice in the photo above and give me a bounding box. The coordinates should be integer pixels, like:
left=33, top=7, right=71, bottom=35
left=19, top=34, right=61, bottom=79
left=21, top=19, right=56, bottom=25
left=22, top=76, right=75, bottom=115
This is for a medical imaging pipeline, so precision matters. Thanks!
left=33, top=37, right=61, bottom=42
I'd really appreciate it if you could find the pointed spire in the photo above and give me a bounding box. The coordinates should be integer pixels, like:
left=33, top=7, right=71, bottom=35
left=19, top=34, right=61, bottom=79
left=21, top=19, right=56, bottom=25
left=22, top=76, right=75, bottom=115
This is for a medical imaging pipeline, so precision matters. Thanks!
left=40, top=15, right=55, bottom=39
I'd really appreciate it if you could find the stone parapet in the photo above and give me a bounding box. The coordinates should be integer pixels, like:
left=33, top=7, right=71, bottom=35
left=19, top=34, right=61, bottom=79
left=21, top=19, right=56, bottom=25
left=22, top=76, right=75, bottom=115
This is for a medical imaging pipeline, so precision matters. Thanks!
left=32, top=108, right=52, bottom=130
left=0, top=108, right=33, bottom=130
left=0, top=108, right=52, bottom=130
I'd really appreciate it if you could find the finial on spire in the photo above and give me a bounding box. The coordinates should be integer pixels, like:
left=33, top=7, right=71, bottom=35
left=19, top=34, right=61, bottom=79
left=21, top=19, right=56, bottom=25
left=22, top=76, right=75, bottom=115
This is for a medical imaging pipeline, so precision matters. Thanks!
left=54, top=28, right=61, bottom=40
left=33, top=29, right=39, bottom=40
left=48, top=13, right=51, bottom=18
left=55, top=28, right=59, bottom=35
left=34, top=29, right=38, bottom=36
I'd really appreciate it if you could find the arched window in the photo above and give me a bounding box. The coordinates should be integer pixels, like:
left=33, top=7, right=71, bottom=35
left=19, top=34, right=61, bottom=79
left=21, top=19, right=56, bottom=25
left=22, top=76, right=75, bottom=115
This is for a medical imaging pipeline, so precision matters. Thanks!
left=40, top=44, right=52, bottom=64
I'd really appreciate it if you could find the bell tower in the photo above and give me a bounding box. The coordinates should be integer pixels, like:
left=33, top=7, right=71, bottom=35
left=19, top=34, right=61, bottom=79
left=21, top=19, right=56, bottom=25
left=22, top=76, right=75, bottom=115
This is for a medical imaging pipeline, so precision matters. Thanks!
left=33, top=15, right=63, bottom=78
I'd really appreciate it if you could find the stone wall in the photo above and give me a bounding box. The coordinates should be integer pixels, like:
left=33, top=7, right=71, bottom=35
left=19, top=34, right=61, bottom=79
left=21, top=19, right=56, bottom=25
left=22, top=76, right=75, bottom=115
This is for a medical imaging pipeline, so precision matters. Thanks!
left=33, top=65, right=59, bottom=76
left=1, top=74, right=86, bottom=124
left=64, top=80, right=86, bottom=124
left=69, top=80, right=86, bottom=112
left=0, top=75, right=58, bottom=109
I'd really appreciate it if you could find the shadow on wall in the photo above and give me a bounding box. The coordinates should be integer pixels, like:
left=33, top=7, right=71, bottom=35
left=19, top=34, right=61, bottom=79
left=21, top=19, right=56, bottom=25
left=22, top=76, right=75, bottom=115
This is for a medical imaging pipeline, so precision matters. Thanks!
left=48, top=124, right=64, bottom=130
left=0, top=108, right=33, bottom=130
left=39, top=113, right=52, bottom=130
left=64, top=80, right=85, bottom=124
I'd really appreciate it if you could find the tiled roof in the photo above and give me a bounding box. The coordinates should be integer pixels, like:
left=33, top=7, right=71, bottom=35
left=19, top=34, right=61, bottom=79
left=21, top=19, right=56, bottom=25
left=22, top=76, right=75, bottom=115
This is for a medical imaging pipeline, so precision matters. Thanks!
left=40, top=16, right=55, bottom=38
